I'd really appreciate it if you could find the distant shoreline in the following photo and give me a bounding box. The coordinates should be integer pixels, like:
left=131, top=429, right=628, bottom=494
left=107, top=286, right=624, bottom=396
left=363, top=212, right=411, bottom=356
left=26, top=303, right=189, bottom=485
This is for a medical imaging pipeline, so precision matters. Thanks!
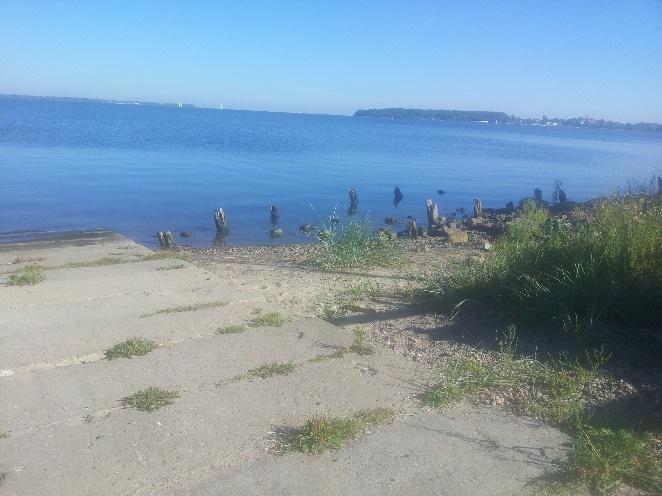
left=354, top=108, right=662, bottom=132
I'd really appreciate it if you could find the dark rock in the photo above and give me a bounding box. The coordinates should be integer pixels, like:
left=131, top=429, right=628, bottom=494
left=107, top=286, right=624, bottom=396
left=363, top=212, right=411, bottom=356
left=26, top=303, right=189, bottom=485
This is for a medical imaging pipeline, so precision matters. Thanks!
left=179, top=231, right=192, bottom=238
left=299, top=224, right=314, bottom=234
left=270, top=228, right=283, bottom=238
left=437, top=190, right=445, bottom=195
left=385, top=216, right=398, bottom=225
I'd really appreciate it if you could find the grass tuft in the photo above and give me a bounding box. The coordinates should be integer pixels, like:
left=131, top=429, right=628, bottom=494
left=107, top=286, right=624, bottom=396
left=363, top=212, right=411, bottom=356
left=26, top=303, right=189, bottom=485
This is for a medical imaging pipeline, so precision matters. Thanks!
left=348, top=328, right=374, bottom=356
left=309, top=349, right=347, bottom=362
left=283, top=408, right=396, bottom=454
left=216, top=324, right=246, bottom=334
left=141, top=251, right=192, bottom=262
left=156, top=263, right=186, bottom=271
left=120, top=387, right=179, bottom=412
left=61, top=257, right=124, bottom=268
left=249, top=311, right=286, bottom=327
left=141, top=300, right=227, bottom=317
left=314, top=217, right=401, bottom=270
left=8, top=264, right=46, bottom=286
left=317, top=280, right=380, bottom=321
left=104, top=338, right=157, bottom=360
left=247, top=361, right=297, bottom=379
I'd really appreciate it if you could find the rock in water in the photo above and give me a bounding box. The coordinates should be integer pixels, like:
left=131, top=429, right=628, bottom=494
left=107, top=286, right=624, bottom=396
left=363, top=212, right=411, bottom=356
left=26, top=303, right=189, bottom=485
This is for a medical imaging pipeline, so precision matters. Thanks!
left=299, top=224, right=314, bottom=234
left=270, top=228, right=283, bottom=238
left=179, top=231, right=192, bottom=238
left=437, top=190, right=445, bottom=195
left=393, top=186, right=403, bottom=207
left=385, top=216, right=398, bottom=225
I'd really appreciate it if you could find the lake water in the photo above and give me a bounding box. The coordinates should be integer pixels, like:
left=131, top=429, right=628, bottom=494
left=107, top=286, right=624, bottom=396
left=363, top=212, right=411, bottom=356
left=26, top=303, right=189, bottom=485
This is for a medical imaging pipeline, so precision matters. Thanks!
left=1, top=97, right=661, bottom=247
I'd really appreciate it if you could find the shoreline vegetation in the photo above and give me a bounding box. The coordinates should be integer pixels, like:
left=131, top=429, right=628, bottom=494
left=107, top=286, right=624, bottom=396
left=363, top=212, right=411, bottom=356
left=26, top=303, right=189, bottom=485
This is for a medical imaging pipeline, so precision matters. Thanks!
left=354, top=108, right=662, bottom=132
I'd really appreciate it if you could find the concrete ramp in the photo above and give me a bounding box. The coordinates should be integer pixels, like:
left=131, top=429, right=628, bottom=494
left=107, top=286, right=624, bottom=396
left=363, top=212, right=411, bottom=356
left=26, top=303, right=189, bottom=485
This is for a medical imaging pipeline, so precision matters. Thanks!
left=0, top=235, right=567, bottom=495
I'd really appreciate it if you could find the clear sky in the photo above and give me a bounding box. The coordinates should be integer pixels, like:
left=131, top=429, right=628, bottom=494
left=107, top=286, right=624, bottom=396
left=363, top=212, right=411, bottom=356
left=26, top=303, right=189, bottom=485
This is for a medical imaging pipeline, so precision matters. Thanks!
left=1, top=1, right=661, bottom=121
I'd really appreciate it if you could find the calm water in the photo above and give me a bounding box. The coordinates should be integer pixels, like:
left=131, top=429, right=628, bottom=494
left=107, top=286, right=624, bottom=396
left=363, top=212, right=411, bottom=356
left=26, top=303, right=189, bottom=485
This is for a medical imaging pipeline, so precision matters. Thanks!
left=1, top=97, right=661, bottom=247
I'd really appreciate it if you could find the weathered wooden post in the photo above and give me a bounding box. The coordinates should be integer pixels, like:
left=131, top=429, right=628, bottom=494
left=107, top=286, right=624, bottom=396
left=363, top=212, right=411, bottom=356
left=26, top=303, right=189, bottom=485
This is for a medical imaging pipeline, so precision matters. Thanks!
left=393, top=186, right=403, bottom=206
left=270, top=205, right=279, bottom=225
left=348, top=187, right=359, bottom=215
left=213, top=233, right=227, bottom=248
left=426, top=198, right=439, bottom=226
left=534, top=188, right=543, bottom=205
left=473, top=198, right=483, bottom=218
left=157, top=231, right=176, bottom=249
left=558, top=188, right=567, bottom=203
left=214, top=208, right=229, bottom=235
left=404, top=218, right=418, bottom=238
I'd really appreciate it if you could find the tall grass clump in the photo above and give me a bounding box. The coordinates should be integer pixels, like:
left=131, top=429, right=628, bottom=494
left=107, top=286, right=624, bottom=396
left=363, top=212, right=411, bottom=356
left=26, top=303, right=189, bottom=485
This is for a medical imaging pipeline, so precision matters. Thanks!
left=315, top=216, right=400, bottom=270
left=423, top=193, right=662, bottom=337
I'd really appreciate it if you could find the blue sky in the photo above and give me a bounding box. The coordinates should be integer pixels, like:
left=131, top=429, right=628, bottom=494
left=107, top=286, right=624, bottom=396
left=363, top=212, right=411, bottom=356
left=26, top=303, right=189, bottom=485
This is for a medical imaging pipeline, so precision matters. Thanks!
left=1, top=1, right=661, bottom=121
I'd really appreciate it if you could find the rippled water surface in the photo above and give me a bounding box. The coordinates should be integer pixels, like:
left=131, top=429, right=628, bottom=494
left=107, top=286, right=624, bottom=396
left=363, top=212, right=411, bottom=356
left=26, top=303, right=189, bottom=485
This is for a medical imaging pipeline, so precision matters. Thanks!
left=1, top=97, right=661, bottom=247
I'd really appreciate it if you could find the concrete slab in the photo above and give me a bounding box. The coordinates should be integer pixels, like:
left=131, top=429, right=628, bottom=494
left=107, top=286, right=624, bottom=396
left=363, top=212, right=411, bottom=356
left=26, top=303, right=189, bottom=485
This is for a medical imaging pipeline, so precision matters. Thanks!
left=171, top=409, right=569, bottom=496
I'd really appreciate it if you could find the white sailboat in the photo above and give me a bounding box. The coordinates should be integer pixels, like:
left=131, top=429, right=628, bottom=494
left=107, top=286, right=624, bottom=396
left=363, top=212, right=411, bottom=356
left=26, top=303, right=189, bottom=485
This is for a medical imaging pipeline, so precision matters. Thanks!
left=178, top=101, right=183, bottom=108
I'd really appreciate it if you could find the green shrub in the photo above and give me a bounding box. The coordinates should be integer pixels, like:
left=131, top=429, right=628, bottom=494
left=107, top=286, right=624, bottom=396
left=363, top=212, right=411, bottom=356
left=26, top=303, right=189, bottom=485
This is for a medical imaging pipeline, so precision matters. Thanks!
left=422, top=194, right=662, bottom=337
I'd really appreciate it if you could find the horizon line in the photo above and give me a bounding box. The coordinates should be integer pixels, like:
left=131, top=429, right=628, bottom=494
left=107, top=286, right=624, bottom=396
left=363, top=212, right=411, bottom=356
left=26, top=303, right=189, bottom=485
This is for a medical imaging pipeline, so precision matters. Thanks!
left=2, top=92, right=660, bottom=125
